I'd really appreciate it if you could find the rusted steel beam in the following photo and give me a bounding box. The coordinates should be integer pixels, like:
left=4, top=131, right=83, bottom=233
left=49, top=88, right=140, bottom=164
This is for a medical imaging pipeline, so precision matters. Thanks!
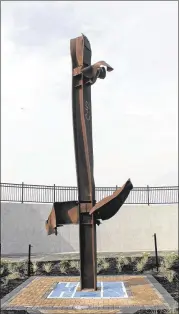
left=70, top=34, right=97, bottom=290
left=45, top=33, right=133, bottom=291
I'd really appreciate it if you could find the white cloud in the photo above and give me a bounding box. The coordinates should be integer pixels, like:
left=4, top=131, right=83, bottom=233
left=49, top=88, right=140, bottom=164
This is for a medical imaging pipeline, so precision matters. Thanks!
left=1, top=1, right=178, bottom=187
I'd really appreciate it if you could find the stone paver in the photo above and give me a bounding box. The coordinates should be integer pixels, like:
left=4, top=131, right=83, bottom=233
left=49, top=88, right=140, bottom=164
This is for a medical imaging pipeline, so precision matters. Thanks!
left=40, top=310, right=120, bottom=313
left=1, top=275, right=178, bottom=313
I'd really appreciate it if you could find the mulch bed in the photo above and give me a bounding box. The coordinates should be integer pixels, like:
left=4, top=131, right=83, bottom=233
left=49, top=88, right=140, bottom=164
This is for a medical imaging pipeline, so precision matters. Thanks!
left=1, top=256, right=178, bottom=314
left=154, top=271, right=179, bottom=303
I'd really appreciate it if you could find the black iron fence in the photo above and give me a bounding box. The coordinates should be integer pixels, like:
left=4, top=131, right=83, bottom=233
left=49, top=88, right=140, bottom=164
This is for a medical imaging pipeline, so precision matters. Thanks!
left=0, top=182, right=178, bottom=205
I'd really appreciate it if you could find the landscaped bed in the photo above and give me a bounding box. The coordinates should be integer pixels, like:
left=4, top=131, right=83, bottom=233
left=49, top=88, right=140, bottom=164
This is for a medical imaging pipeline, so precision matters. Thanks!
left=1, top=252, right=178, bottom=313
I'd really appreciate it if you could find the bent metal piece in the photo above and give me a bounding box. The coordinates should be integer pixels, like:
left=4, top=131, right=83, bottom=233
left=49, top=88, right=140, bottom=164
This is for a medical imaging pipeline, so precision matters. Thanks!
left=45, top=34, right=133, bottom=291
left=45, top=179, right=133, bottom=235
left=45, top=201, right=79, bottom=235
left=73, top=61, right=114, bottom=85
left=90, top=179, right=133, bottom=220
left=46, top=201, right=101, bottom=235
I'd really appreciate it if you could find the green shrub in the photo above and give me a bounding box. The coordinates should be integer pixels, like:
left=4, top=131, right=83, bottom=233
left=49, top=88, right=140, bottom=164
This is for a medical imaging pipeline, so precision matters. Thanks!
left=69, top=260, right=79, bottom=271
left=162, top=252, right=178, bottom=270
left=1, top=277, right=9, bottom=286
left=31, top=261, right=38, bottom=274
left=7, top=262, right=19, bottom=274
left=97, top=258, right=109, bottom=274
left=43, top=262, right=52, bottom=273
left=1, top=266, right=5, bottom=276
left=6, top=272, right=21, bottom=280
left=130, top=256, right=137, bottom=263
left=59, top=260, right=69, bottom=274
left=136, top=252, right=150, bottom=273
left=116, top=255, right=130, bottom=272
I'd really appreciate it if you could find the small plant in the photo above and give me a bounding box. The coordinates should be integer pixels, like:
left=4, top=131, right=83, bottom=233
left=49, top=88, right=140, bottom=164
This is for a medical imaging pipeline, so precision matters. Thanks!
left=136, top=252, right=150, bottom=273
left=160, top=267, right=176, bottom=283
left=6, top=272, right=21, bottom=280
left=1, top=277, right=9, bottom=286
left=118, top=255, right=129, bottom=265
left=43, top=262, right=52, bottom=273
left=116, top=255, right=129, bottom=272
left=6, top=262, right=20, bottom=275
left=130, top=256, right=137, bottom=263
left=59, top=260, right=69, bottom=274
left=1, top=266, right=5, bottom=276
left=1, top=260, right=8, bottom=266
left=31, top=262, right=38, bottom=274
left=165, top=270, right=176, bottom=283
left=97, top=258, right=109, bottom=274
left=162, top=252, right=178, bottom=270
left=7, top=263, right=15, bottom=274
left=69, top=260, right=79, bottom=271
left=151, top=308, right=178, bottom=314
left=19, top=261, right=27, bottom=275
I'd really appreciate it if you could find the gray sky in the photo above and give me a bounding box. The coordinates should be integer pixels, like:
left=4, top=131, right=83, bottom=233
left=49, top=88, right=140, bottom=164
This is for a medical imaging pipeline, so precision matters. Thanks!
left=1, top=1, right=178, bottom=187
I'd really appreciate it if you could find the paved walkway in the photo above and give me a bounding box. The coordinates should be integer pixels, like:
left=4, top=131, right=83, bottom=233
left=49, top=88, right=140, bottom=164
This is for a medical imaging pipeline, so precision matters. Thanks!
left=1, top=275, right=178, bottom=313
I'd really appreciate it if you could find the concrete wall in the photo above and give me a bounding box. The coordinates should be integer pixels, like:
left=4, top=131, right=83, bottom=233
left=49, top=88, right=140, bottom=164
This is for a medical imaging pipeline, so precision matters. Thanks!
left=1, top=202, right=178, bottom=255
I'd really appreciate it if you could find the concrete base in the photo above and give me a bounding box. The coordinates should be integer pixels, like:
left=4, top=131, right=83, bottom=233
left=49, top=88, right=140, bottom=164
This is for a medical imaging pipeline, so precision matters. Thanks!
left=1, top=275, right=178, bottom=313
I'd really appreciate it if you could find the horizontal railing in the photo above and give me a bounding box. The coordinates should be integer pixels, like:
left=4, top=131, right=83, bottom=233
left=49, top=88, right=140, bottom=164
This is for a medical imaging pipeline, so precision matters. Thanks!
left=0, top=182, right=178, bottom=205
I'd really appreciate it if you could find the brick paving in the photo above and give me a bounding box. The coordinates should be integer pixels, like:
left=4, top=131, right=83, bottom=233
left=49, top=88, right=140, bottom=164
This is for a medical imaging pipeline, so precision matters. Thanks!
left=1, top=275, right=177, bottom=313
left=40, top=310, right=120, bottom=313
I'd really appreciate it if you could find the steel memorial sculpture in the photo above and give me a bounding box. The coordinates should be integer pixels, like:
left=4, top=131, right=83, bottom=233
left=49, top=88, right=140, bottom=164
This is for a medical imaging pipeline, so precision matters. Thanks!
left=46, top=34, right=133, bottom=290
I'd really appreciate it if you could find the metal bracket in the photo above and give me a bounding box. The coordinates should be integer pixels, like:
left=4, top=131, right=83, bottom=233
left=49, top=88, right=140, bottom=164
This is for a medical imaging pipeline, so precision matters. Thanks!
left=73, top=61, right=113, bottom=86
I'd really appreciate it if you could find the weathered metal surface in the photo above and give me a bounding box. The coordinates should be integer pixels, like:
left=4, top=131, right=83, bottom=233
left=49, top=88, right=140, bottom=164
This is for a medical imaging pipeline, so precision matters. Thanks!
left=70, top=34, right=97, bottom=290
left=45, top=201, right=79, bottom=235
left=70, top=34, right=116, bottom=290
left=45, top=33, right=133, bottom=291
left=90, top=179, right=133, bottom=220
left=45, top=201, right=96, bottom=235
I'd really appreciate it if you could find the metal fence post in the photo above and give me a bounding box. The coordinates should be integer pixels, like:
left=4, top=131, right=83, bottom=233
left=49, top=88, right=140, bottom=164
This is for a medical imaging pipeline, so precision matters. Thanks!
left=153, top=233, right=159, bottom=271
left=147, top=185, right=150, bottom=206
left=54, top=184, right=56, bottom=203
left=28, top=244, right=32, bottom=277
left=21, top=182, right=24, bottom=203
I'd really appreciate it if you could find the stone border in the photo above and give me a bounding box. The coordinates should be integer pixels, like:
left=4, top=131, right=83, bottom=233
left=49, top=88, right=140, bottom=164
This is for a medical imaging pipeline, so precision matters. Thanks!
left=1, top=275, right=178, bottom=313
left=1, top=277, right=37, bottom=308
left=146, top=274, right=178, bottom=310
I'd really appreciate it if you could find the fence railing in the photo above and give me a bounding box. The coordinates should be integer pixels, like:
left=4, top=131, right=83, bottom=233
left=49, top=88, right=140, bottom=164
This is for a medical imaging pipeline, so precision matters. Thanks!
left=0, top=182, right=178, bottom=205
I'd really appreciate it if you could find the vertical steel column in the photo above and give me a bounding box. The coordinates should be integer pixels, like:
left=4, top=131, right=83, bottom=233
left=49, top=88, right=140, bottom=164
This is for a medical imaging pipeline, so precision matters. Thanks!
left=28, top=244, right=32, bottom=277
left=70, top=35, right=97, bottom=290
left=79, top=208, right=97, bottom=290
left=154, top=233, right=159, bottom=271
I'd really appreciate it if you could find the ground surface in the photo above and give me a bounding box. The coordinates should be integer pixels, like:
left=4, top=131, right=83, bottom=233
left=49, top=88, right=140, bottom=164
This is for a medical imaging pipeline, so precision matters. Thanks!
left=1, top=275, right=178, bottom=314
left=1, top=270, right=178, bottom=304
left=1, top=253, right=178, bottom=313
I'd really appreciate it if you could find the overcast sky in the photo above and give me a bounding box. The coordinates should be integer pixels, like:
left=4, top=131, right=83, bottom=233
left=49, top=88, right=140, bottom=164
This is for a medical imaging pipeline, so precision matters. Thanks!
left=1, top=1, right=178, bottom=187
